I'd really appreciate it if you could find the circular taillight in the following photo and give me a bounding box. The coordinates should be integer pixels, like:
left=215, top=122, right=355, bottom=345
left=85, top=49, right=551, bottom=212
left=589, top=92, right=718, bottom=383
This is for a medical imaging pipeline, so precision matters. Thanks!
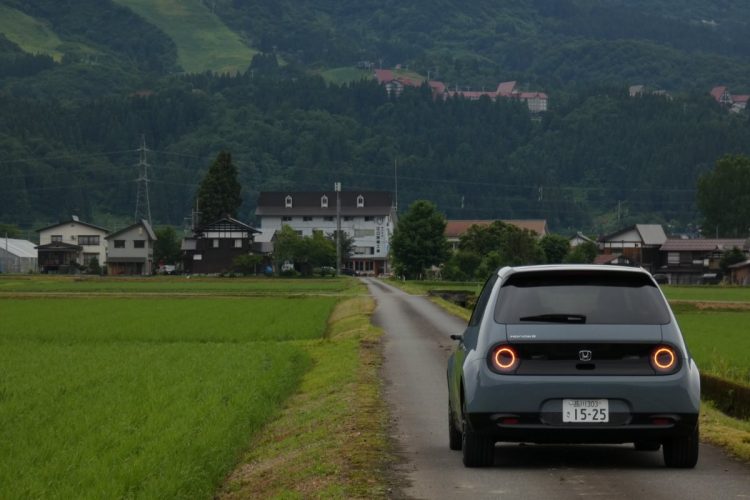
left=490, top=345, right=520, bottom=373
left=651, top=346, right=677, bottom=373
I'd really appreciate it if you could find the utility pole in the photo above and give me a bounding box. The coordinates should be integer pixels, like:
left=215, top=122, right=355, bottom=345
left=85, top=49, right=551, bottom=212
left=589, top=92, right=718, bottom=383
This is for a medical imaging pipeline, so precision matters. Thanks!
left=335, top=182, right=342, bottom=275
left=394, top=158, right=398, bottom=213
left=134, top=135, right=152, bottom=225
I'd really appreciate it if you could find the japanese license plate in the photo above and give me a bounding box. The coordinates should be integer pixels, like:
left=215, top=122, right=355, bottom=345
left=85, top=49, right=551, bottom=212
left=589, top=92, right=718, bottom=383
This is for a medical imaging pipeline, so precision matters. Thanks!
left=562, top=399, right=609, bottom=423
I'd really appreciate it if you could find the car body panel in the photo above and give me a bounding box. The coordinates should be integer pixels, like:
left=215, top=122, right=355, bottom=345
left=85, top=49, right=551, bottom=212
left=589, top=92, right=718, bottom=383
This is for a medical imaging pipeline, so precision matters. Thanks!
left=448, top=264, right=700, bottom=449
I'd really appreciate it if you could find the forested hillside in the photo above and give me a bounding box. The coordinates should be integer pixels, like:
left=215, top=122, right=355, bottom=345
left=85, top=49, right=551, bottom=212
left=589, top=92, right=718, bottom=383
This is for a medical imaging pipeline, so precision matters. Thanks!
left=1, top=0, right=750, bottom=236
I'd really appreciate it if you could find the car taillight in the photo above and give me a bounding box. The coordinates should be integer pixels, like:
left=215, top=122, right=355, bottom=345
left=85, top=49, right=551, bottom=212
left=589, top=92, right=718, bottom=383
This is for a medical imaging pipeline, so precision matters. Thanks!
left=490, top=345, right=520, bottom=373
left=650, top=345, right=678, bottom=374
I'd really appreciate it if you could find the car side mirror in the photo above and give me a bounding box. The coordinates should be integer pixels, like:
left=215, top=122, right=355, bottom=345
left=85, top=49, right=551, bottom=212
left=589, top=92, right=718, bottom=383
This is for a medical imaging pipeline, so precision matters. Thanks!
left=450, top=334, right=463, bottom=342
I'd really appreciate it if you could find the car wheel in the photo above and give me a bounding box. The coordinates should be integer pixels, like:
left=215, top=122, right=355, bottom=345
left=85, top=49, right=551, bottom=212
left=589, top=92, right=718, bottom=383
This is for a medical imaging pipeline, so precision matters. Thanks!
left=634, top=441, right=661, bottom=451
left=663, top=423, right=699, bottom=468
left=461, top=404, right=494, bottom=467
left=448, top=402, right=462, bottom=451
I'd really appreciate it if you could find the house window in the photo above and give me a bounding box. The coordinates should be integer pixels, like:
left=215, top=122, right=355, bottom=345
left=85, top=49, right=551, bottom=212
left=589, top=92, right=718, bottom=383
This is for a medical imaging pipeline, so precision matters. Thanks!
left=364, top=216, right=374, bottom=222
left=667, top=252, right=679, bottom=265
left=212, top=239, right=219, bottom=248
left=133, top=240, right=145, bottom=249
left=234, top=239, right=243, bottom=248
left=357, top=195, right=364, bottom=208
left=344, top=216, right=354, bottom=221
left=324, top=216, right=334, bottom=222
left=285, top=195, right=293, bottom=208
left=321, top=195, right=328, bottom=208
left=78, top=235, right=100, bottom=246
left=114, top=240, right=125, bottom=248
left=303, top=216, right=313, bottom=222
left=83, top=253, right=99, bottom=264
left=282, top=216, right=293, bottom=222
left=51, top=235, right=62, bottom=242
left=193, top=254, right=202, bottom=261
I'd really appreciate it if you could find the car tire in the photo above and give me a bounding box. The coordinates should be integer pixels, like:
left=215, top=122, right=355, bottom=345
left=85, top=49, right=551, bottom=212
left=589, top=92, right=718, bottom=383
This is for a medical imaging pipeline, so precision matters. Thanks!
left=461, top=406, right=494, bottom=467
left=634, top=441, right=661, bottom=451
left=449, top=402, right=462, bottom=451
left=663, top=423, right=699, bottom=468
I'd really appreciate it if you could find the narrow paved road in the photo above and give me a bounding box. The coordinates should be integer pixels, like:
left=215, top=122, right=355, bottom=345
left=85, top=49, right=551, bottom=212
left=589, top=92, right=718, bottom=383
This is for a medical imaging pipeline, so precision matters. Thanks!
left=366, top=278, right=750, bottom=499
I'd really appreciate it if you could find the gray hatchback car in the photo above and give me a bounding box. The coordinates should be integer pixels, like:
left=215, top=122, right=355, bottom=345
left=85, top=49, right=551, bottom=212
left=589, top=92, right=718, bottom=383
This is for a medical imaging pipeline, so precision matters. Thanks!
left=447, top=265, right=700, bottom=468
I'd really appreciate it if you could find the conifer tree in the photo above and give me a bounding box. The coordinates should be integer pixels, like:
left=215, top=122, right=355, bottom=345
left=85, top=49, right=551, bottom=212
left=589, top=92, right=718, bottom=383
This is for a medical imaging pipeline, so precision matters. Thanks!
left=195, top=151, right=242, bottom=225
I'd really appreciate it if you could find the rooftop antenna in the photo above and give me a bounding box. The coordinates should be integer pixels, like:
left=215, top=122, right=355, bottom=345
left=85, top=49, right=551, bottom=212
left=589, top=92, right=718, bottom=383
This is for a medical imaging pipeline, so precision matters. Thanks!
left=134, top=135, right=152, bottom=225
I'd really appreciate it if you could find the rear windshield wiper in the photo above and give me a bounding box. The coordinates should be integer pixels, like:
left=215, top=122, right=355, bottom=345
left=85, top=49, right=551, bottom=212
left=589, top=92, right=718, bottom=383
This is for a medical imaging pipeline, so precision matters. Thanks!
left=518, top=314, right=587, bottom=323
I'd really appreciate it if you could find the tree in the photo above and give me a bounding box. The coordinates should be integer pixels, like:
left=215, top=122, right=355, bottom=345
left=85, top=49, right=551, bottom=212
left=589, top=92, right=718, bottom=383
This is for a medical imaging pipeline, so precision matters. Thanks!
left=719, top=247, right=746, bottom=275
left=0, top=223, right=21, bottom=238
left=540, top=234, right=571, bottom=264
left=195, top=151, right=242, bottom=225
left=697, top=155, right=750, bottom=238
left=233, top=254, right=263, bottom=275
left=391, top=200, right=449, bottom=279
left=455, top=221, right=545, bottom=278
left=154, top=226, right=181, bottom=265
left=565, top=241, right=598, bottom=263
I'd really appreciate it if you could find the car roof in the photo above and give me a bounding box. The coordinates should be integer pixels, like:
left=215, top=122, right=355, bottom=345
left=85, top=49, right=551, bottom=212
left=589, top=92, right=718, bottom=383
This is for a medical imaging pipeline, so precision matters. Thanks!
left=496, top=264, right=652, bottom=280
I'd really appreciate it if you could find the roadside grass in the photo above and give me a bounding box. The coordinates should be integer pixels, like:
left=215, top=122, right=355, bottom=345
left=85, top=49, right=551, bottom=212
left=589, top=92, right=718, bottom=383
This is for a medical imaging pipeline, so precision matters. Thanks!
left=701, top=401, right=750, bottom=464
left=0, top=5, right=65, bottom=61
left=219, top=295, right=393, bottom=498
left=0, top=297, right=337, bottom=343
left=0, top=339, right=309, bottom=499
left=112, top=0, right=257, bottom=74
left=0, top=275, right=356, bottom=296
left=384, top=278, right=480, bottom=296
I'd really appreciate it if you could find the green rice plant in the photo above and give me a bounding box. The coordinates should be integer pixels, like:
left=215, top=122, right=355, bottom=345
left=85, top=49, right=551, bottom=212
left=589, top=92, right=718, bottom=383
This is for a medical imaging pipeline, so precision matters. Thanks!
left=0, top=339, right=309, bottom=499
left=0, top=275, right=354, bottom=295
left=0, top=297, right=337, bottom=343
left=676, top=311, right=750, bottom=385
left=112, top=0, right=257, bottom=74
left=662, top=285, right=750, bottom=303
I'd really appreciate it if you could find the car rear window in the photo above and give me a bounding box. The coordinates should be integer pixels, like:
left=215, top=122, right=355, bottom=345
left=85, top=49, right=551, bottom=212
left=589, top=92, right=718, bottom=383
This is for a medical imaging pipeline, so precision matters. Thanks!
left=494, top=270, right=671, bottom=325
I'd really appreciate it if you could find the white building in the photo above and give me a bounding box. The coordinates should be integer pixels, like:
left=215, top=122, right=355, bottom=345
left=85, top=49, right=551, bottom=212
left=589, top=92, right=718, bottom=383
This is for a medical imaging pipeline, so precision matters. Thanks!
left=255, top=191, right=397, bottom=275
left=36, top=215, right=109, bottom=272
left=0, top=237, right=38, bottom=273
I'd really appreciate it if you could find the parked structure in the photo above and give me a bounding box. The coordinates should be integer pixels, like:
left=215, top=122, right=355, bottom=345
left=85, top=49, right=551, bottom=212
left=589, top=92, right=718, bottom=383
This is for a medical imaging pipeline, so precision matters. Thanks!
left=597, top=224, right=667, bottom=274
left=0, top=237, right=38, bottom=273
left=444, top=219, right=549, bottom=251
left=658, top=238, right=749, bottom=284
left=255, top=191, right=397, bottom=276
left=36, top=216, right=109, bottom=273
left=105, top=220, right=157, bottom=275
left=181, top=217, right=259, bottom=274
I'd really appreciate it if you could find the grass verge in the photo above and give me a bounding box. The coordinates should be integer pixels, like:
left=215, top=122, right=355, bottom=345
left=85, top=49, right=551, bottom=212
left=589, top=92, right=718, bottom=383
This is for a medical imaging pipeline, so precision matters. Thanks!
left=218, top=295, right=393, bottom=498
left=701, top=401, right=750, bottom=463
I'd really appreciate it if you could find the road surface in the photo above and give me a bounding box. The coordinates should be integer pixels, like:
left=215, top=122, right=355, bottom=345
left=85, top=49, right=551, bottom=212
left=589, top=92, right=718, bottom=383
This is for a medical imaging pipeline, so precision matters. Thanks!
left=365, top=278, right=750, bottom=499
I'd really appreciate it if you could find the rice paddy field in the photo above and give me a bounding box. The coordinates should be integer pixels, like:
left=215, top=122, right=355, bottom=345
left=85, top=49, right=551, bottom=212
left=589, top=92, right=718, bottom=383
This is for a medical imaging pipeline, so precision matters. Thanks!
left=0, top=276, right=353, bottom=498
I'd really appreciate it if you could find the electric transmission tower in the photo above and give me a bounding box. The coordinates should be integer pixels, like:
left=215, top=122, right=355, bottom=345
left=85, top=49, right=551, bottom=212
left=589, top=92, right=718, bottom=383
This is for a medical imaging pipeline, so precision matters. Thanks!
left=134, top=135, right=152, bottom=225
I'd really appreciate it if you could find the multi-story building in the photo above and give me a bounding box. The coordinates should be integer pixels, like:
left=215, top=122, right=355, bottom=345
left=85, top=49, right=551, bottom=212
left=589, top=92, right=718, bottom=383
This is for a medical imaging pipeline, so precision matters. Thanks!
left=255, top=191, right=397, bottom=275
left=36, top=216, right=109, bottom=273
left=181, top=217, right=259, bottom=274
left=105, top=219, right=157, bottom=275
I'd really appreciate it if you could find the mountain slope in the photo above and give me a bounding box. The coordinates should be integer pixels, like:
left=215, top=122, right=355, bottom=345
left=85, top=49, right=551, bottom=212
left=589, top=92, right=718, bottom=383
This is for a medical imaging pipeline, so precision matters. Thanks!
left=112, top=0, right=257, bottom=74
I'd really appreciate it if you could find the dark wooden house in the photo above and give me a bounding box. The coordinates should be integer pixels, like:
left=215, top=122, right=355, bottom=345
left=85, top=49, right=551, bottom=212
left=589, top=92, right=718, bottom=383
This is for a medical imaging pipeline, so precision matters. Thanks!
left=181, top=217, right=260, bottom=274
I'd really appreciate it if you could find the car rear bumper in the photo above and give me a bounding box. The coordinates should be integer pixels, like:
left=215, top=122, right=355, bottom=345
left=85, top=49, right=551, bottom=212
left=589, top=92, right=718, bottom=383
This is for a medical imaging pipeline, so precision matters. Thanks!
left=466, top=412, right=699, bottom=443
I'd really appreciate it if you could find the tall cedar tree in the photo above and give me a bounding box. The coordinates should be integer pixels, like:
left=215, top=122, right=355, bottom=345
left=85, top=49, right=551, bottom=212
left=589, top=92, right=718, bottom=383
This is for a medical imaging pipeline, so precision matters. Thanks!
left=391, top=200, right=449, bottom=279
left=195, top=151, right=242, bottom=225
left=697, top=155, right=750, bottom=238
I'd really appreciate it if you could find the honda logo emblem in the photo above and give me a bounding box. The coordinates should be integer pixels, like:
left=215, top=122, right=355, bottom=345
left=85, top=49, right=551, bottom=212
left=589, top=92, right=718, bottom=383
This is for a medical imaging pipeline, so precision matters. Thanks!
left=579, top=350, right=593, bottom=362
